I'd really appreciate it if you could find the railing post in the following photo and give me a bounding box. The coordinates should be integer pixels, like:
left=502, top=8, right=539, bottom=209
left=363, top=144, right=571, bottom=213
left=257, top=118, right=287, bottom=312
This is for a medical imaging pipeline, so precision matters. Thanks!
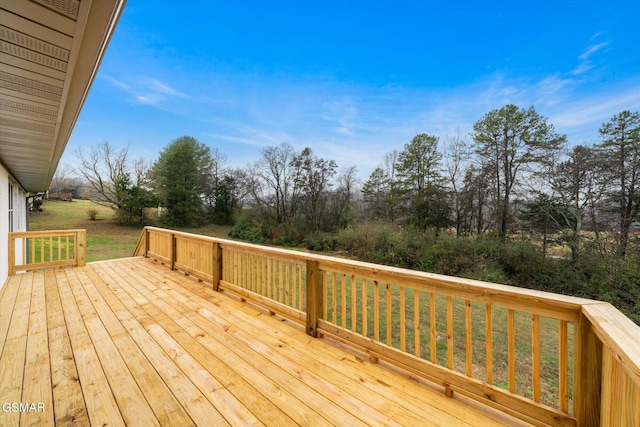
left=212, top=242, right=222, bottom=291
left=573, top=312, right=602, bottom=427
left=305, top=259, right=322, bottom=337
left=145, top=227, right=150, bottom=257
left=8, top=232, right=15, bottom=275
left=76, top=230, right=86, bottom=267
left=170, top=233, right=176, bottom=270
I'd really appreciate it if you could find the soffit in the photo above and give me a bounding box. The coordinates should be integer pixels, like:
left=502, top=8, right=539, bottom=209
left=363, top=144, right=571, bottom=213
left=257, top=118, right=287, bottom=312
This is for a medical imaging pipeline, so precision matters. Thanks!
left=0, top=0, right=125, bottom=191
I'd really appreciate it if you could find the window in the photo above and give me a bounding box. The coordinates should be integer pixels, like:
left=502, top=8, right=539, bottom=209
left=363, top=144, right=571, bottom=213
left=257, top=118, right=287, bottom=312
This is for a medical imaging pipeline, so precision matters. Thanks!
left=8, top=182, right=14, bottom=232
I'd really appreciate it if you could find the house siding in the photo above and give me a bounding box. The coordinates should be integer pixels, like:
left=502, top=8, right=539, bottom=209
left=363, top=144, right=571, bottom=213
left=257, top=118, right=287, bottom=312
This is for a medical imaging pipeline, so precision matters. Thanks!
left=0, top=163, right=28, bottom=287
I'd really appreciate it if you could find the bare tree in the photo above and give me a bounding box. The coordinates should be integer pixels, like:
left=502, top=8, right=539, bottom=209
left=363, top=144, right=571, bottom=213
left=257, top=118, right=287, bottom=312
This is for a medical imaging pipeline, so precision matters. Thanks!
left=251, top=143, right=301, bottom=226
left=444, top=129, right=471, bottom=236
left=74, top=141, right=131, bottom=207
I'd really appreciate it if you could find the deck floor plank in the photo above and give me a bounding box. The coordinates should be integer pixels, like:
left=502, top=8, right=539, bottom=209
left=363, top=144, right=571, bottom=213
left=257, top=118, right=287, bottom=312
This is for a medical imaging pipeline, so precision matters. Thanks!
left=88, top=263, right=233, bottom=427
left=96, top=260, right=305, bottom=427
left=0, top=274, right=32, bottom=427
left=1, top=257, right=534, bottom=426
left=139, top=263, right=411, bottom=427
left=182, top=274, right=511, bottom=427
left=80, top=266, right=197, bottom=427
left=0, top=275, right=21, bottom=356
left=175, top=270, right=522, bottom=427
left=20, top=271, right=54, bottom=426
left=44, top=270, right=89, bottom=425
left=55, top=268, right=126, bottom=427
left=64, top=267, right=162, bottom=427
left=152, top=258, right=510, bottom=427
left=85, top=266, right=231, bottom=427
left=97, top=260, right=362, bottom=427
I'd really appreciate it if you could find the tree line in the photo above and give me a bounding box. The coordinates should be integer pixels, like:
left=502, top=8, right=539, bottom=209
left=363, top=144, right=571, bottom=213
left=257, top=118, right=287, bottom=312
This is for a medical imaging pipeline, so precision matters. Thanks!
left=54, top=104, right=639, bottom=263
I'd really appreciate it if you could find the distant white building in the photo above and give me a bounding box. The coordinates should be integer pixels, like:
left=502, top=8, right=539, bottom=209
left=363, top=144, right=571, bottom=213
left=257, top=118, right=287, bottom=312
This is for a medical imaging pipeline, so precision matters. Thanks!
left=0, top=0, right=125, bottom=286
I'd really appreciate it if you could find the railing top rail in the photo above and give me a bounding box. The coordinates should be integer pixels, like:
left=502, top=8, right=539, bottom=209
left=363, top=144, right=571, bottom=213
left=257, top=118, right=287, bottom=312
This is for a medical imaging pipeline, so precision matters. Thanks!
left=9, top=229, right=85, bottom=238
left=143, top=226, right=594, bottom=319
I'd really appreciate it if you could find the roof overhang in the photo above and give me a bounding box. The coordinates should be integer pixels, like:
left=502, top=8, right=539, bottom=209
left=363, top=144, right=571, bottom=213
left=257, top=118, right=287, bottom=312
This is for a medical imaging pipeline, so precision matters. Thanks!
left=0, top=0, right=126, bottom=192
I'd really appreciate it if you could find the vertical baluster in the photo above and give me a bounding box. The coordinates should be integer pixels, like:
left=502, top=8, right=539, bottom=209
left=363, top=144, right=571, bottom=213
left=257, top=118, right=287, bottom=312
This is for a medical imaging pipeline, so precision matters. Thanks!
left=243, top=251, right=247, bottom=289
left=430, top=293, right=436, bottom=364
left=414, top=289, right=420, bottom=357
left=31, top=236, right=36, bottom=265
left=559, top=320, right=569, bottom=412
left=362, top=278, right=368, bottom=337
left=331, top=272, right=337, bottom=324
left=293, top=262, right=297, bottom=307
left=322, top=270, right=328, bottom=319
left=465, top=300, right=472, bottom=376
left=532, top=314, right=541, bottom=402
left=447, top=296, right=453, bottom=369
left=486, top=304, right=493, bottom=384
left=66, top=235, right=69, bottom=259
left=57, top=235, right=61, bottom=261
left=286, top=262, right=291, bottom=306
left=399, top=286, right=406, bottom=352
left=386, top=283, right=392, bottom=346
left=374, top=280, right=380, bottom=342
left=351, top=274, right=357, bottom=332
left=48, top=236, right=52, bottom=262
left=341, top=273, right=347, bottom=328
left=40, top=236, right=44, bottom=264
left=508, top=309, right=516, bottom=393
left=298, top=263, right=303, bottom=311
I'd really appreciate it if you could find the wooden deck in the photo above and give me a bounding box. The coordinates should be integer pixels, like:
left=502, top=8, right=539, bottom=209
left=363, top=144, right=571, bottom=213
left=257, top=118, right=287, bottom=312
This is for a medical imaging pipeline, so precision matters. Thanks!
left=0, top=257, right=530, bottom=426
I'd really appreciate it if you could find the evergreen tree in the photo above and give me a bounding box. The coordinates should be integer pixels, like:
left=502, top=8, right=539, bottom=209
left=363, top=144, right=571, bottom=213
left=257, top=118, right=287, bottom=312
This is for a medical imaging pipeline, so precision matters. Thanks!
left=472, top=104, right=565, bottom=238
left=597, top=110, right=640, bottom=257
left=152, top=136, right=213, bottom=227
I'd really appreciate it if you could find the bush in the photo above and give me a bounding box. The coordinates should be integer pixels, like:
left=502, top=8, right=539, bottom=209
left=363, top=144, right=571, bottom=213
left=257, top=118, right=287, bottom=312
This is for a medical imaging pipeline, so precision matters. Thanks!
left=228, top=218, right=265, bottom=243
left=303, top=232, right=335, bottom=251
left=86, top=209, right=98, bottom=220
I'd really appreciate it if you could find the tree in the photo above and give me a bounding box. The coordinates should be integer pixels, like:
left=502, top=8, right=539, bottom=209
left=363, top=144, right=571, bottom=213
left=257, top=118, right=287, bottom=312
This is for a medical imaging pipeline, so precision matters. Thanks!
left=395, top=133, right=446, bottom=228
left=290, top=147, right=337, bottom=231
left=472, top=104, right=566, bottom=238
left=151, top=136, right=214, bottom=227
left=597, top=110, right=640, bottom=257
left=362, top=167, right=388, bottom=219
left=396, top=133, right=442, bottom=195
left=539, top=145, right=602, bottom=260
left=443, top=129, right=471, bottom=236
left=74, top=141, right=155, bottom=224
left=521, top=194, right=570, bottom=257
left=209, top=174, right=238, bottom=225
left=331, top=166, right=358, bottom=228
left=247, top=143, right=302, bottom=231
left=116, top=174, right=159, bottom=224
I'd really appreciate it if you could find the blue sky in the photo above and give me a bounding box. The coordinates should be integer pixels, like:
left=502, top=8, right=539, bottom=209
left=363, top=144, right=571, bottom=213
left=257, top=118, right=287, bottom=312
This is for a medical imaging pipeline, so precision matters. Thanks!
left=64, top=0, right=640, bottom=179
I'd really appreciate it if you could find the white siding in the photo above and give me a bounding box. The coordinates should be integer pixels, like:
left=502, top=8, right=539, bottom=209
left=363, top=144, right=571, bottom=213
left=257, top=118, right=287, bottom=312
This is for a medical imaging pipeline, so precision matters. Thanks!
left=0, top=164, right=28, bottom=287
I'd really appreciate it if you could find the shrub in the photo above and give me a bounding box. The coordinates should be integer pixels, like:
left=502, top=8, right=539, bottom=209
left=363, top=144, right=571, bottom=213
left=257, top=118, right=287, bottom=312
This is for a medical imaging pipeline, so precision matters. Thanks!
left=228, top=218, right=265, bottom=243
left=86, top=208, right=98, bottom=220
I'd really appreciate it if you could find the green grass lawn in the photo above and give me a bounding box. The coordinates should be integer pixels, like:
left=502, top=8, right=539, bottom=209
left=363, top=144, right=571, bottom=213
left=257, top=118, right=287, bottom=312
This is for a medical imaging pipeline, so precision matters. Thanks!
left=29, top=200, right=232, bottom=262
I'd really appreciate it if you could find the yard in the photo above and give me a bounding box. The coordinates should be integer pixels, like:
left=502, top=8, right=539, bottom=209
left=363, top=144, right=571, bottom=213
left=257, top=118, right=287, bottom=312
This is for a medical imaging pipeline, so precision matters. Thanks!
left=28, top=200, right=232, bottom=262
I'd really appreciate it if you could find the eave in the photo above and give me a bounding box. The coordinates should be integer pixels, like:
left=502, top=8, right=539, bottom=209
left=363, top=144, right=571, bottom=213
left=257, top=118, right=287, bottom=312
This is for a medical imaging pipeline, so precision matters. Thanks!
left=0, top=0, right=126, bottom=192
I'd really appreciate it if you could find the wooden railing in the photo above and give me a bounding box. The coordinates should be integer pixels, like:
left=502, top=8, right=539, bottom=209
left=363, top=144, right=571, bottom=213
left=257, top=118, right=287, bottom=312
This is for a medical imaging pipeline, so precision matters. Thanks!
left=135, top=226, right=640, bottom=426
left=8, top=229, right=86, bottom=275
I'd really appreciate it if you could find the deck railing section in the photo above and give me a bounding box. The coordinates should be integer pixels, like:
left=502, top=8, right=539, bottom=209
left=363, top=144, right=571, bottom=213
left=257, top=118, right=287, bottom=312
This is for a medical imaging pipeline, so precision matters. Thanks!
left=8, top=229, right=86, bottom=274
left=135, top=226, right=640, bottom=427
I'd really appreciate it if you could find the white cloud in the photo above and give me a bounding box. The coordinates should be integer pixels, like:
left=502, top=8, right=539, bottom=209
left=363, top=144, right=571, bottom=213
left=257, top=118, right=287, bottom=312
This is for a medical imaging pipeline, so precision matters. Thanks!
left=148, top=79, right=190, bottom=98
left=571, top=39, right=610, bottom=76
